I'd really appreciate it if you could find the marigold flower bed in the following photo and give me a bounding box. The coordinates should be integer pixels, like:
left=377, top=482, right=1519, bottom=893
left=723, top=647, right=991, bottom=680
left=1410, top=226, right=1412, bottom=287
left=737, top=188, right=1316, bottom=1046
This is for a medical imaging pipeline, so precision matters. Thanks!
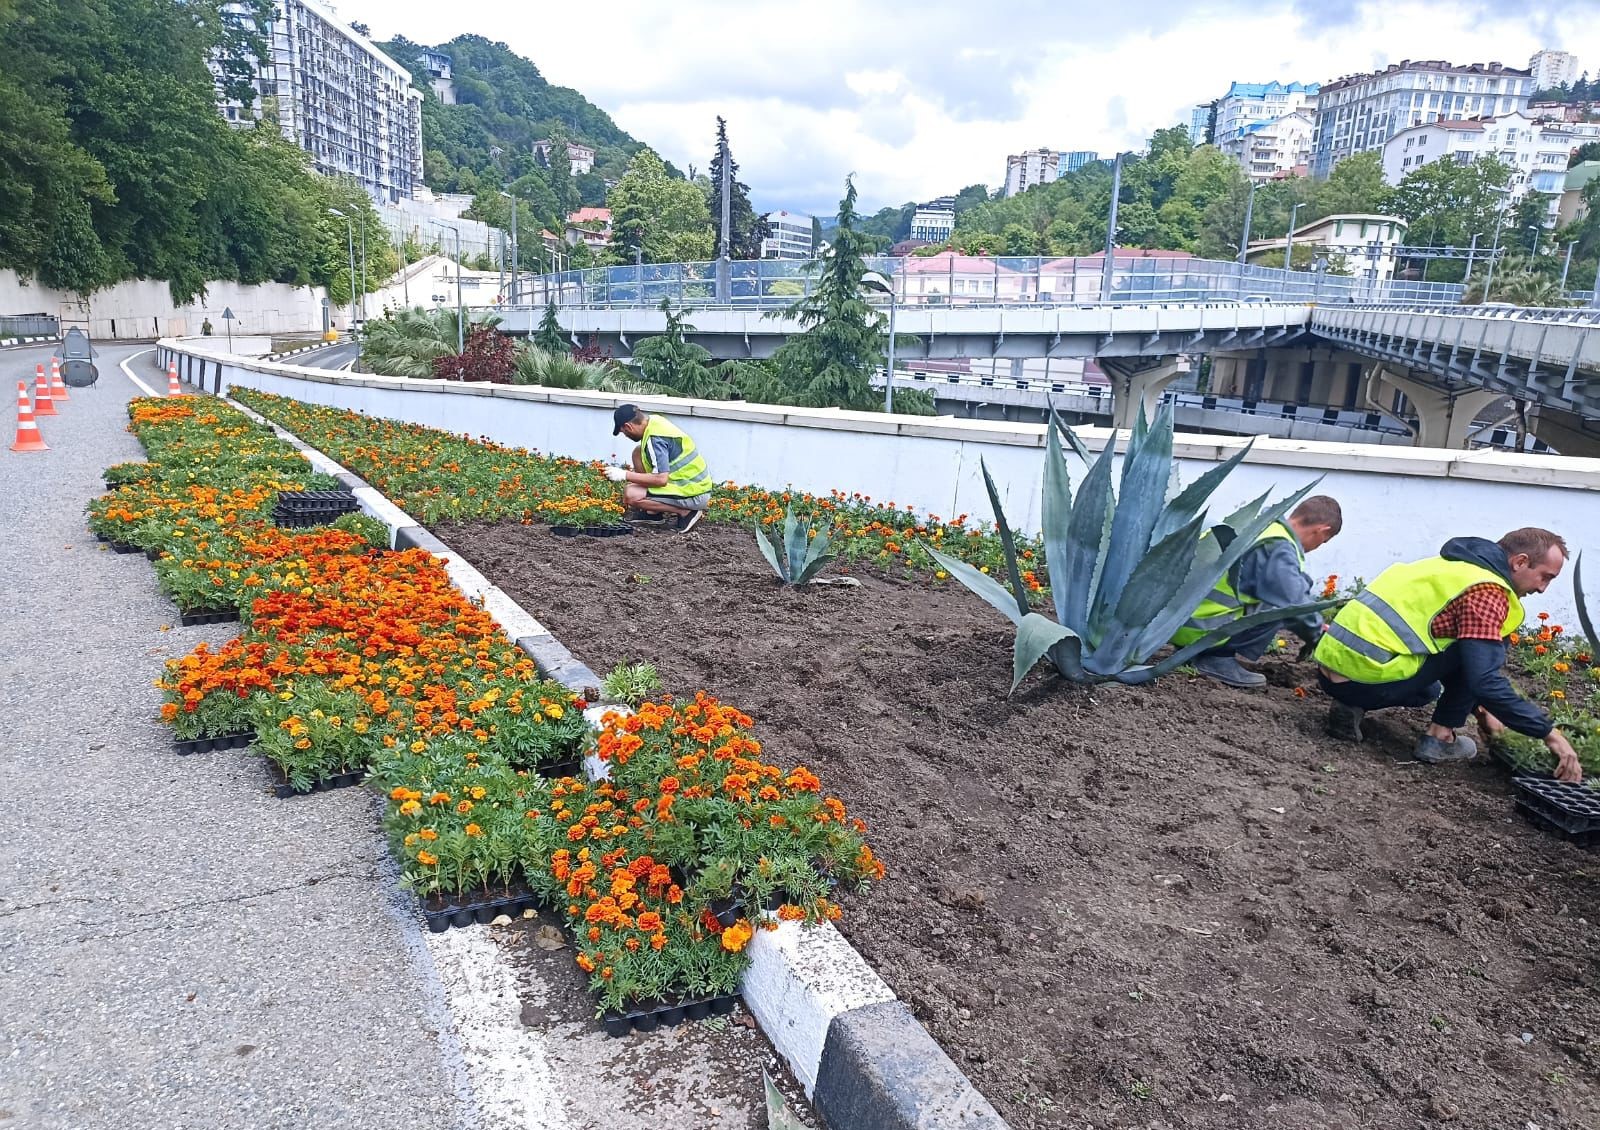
left=105, top=395, right=882, bottom=1020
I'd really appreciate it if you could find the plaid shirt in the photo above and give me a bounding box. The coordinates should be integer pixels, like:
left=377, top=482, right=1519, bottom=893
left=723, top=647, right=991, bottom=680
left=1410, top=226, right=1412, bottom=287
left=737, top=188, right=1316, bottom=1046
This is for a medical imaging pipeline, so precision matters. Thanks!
left=1430, top=583, right=1511, bottom=642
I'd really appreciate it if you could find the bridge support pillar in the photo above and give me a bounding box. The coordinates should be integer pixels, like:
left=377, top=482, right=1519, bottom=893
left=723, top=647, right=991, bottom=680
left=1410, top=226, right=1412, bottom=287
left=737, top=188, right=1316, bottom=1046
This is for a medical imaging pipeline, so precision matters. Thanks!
left=1528, top=406, right=1600, bottom=458
left=1102, top=358, right=1189, bottom=431
left=1369, top=366, right=1499, bottom=450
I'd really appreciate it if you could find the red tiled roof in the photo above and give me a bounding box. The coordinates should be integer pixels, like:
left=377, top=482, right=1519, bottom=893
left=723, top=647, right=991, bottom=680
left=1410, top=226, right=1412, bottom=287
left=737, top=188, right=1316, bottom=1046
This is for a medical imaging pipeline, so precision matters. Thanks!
left=567, top=207, right=611, bottom=224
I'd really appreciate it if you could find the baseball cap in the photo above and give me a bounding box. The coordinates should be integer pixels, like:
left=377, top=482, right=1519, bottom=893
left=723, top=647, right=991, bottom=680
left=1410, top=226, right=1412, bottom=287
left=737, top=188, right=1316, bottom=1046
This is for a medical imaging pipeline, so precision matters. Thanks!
left=612, top=404, right=639, bottom=435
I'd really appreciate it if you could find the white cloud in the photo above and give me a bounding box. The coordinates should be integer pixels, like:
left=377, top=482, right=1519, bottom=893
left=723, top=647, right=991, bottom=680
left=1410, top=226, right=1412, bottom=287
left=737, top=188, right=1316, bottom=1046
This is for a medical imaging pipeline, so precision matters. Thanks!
left=334, top=0, right=1600, bottom=216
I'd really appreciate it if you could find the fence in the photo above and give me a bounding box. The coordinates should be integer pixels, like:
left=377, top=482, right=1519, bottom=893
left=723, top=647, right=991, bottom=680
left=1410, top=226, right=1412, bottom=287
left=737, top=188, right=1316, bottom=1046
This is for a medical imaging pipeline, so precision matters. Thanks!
left=1, top=313, right=60, bottom=339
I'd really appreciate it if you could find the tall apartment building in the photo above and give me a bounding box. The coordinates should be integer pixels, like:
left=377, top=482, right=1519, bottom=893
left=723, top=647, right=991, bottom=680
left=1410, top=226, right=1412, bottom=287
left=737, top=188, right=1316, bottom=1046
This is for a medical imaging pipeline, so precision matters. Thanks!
left=420, top=48, right=454, bottom=105
left=1059, top=150, right=1100, bottom=175
left=910, top=197, right=957, bottom=243
left=1189, top=104, right=1213, bottom=144
left=1382, top=111, right=1575, bottom=223
left=1310, top=59, right=1532, bottom=178
left=218, top=0, right=424, bottom=204
left=760, top=211, right=815, bottom=259
left=1213, top=81, right=1319, bottom=178
left=1530, top=48, right=1580, bottom=92
left=1003, top=148, right=1060, bottom=196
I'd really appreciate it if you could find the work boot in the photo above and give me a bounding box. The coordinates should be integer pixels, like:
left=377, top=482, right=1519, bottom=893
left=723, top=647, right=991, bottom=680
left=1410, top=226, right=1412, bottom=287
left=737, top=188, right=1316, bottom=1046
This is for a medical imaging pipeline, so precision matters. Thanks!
left=1414, top=731, right=1478, bottom=764
left=624, top=509, right=670, bottom=526
left=676, top=510, right=702, bottom=534
left=1193, top=654, right=1267, bottom=688
left=1326, top=702, right=1365, bottom=741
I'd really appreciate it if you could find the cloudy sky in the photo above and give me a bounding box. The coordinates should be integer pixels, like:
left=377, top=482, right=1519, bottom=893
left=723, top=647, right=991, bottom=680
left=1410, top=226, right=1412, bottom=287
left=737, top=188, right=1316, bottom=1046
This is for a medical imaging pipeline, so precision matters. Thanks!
left=334, top=0, right=1600, bottom=217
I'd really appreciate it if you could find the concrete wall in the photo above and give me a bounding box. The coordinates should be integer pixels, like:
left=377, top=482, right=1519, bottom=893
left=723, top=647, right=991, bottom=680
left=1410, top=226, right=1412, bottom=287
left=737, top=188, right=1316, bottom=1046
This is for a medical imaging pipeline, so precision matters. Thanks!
left=159, top=338, right=1600, bottom=626
left=1, top=271, right=328, bottom=339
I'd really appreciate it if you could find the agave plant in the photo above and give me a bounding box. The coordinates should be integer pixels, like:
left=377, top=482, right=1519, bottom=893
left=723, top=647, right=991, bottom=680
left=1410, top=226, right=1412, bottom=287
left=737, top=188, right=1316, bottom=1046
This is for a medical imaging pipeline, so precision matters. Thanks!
left=927, top=404, right=1332, bottom=688
left=755, top=504, right=838, bottom=585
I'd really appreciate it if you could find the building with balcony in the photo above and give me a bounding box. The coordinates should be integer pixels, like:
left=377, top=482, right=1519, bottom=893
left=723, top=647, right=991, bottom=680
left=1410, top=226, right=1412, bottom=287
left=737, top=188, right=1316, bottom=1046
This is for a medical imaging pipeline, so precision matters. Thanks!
left=1557, top=160, right=1600, bottom=227
left=533, top=140, right=596, bottom=175
left=1234, top=110, right=1316, bottom=181
left=216, top=0, right=424, bottom=204
left=1213, top=81, right=1319, bottom=178
left=420, top=48, right=454, bottom=105
left=1310, top=59, right=1532, bottom=178
left=1003, top=148, right=1060, bottom=196
left=1382, top=111, right=1576, bottom=223
left=1530, top=49, right=1580, bottom=92
left=564, top=206, right=611, bottom=252
left=909, top=197, right=957, bottom=244
left=759, top=211, right=814, bottom=260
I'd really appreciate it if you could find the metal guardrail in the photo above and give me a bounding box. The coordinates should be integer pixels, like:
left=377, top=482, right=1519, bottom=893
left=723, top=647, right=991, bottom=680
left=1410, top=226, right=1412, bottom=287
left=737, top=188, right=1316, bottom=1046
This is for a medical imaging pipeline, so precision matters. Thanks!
left=1, top=313, right=59, bottom=339
left=514, top=255, right=1473, bottom=310
left=1330, top=302, right=1600, bottom=326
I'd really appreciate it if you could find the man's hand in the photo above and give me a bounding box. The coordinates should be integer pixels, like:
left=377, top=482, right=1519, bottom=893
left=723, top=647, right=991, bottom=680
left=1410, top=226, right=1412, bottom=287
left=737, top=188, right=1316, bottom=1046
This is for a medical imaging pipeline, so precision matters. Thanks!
left=603, top=466, right=629, bottom=483
left=1545, top=729, right=1583, bottom=783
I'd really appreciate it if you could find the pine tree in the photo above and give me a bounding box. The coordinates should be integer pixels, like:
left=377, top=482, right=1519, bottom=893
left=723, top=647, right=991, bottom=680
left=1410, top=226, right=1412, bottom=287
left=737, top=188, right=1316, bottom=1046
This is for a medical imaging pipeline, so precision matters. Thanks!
left=708, top=117, right=770, bottom=259
left=533, top=302, right=567, bottom=355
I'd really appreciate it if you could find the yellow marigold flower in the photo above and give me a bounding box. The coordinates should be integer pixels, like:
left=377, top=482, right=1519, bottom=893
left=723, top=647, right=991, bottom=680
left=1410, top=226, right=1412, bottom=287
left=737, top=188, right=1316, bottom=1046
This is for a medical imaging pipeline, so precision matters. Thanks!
left=465, top=823, right=482, bottom=837
left=399, top=800, right=422, bottom=816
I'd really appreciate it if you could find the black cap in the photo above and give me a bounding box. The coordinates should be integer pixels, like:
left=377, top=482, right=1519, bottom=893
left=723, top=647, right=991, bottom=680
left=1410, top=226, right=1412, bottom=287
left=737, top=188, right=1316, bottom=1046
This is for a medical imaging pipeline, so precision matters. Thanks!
left=612, top=403, right=640, bottom=435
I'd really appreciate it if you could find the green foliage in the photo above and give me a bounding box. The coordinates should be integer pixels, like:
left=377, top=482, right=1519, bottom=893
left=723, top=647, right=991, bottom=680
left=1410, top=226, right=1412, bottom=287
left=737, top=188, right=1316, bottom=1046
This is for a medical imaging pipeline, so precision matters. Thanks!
left=360, top=307, right=502, bottom=377
left=601, top=662, right=664, bottom=707
left=765, top=179, right=893, bottom=411
left=1460, top=253, right=1575, bottom=306
left=607, top=150, right=715, bottom=264
left=630, top=301, right=728, bottom=398
left=708, top=118, right=770, bottom=259
left=754, top=504, right=838, bottom=585
left=511, top=346, right=636, bottom=391
left=928, top=406, right=1330, bottom=688
left=533, top=301, right=567, bottom=354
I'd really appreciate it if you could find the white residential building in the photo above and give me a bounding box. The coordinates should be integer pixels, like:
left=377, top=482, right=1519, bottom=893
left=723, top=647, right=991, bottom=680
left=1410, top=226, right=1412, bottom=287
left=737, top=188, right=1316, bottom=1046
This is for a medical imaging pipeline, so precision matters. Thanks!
left=420, top=48, right=454, bottom=105
left=532, top=139, right=596, bottom=176
left=1247, top=214, right=1408, bottom=285
left=217, top=0, right=424, bottom=204
left=1530, top=49, right=1580, bottom=92
left=760, top=211, right=814, bottom=259
left=1311, top=59, right=1533, bottom=178
left=1234, top=110, right=1316, bottom=181
left=910, top=197, right=957, bottom=243
left=1003, top=148, right=1060, bottom=196
left=1214, top=81, right=1320, bottom=171
left=1383, top=111, right=1575, bottom=222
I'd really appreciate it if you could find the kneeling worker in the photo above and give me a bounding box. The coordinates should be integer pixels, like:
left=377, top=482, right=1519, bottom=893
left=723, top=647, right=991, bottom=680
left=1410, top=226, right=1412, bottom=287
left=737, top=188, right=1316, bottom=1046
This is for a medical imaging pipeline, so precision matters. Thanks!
left=603, top=404, right=713, bottom=532
left=1314, top=527, right=1582, bottom=782
left=1173, top=495, right=1343, bottom=688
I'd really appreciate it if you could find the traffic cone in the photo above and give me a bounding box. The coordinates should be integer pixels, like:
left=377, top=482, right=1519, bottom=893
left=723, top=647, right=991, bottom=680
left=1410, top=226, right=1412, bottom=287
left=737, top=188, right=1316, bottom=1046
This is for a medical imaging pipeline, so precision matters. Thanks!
left=32, top=364, right=56, bottom=417
left=48, top=356, right=69, bottom=402
left=10, top=380, right=48, bottom=452
left=167, top=362, right=182, bottom=397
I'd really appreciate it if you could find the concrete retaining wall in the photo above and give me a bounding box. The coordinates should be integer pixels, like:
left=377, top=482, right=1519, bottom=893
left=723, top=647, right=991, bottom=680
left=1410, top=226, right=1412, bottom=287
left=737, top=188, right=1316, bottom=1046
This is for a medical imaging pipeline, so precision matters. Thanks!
left=3, top=271, right=328, bottom=339
left=159, top=338, right=1600, bottom=626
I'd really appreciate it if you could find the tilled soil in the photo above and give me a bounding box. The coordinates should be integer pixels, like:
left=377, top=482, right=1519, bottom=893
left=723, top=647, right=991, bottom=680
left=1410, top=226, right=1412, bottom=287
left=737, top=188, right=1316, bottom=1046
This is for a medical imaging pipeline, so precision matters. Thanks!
left=441, top=519, right=1600, bottom=1130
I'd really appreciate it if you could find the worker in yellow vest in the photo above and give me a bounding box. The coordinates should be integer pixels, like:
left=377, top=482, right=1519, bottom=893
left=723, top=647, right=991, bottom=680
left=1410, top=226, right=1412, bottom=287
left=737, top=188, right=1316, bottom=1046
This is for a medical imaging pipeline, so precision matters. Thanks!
left=603, top=404, right=713, bottom=532
left=1173, top=495, right=1343, bottom=688
left=1314, top=527, right=1581, bottom=781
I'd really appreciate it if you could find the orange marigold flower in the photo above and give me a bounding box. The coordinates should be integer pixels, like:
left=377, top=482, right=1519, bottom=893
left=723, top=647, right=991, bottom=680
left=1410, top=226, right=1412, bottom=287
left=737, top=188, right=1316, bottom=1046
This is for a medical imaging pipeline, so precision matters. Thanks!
left=416, top=850, right=438, bottom=866
left=456, top=799, right=473, bottom=814
left=576, top=953, right=595, bottom=973
left=777, top=903, right=806, bottom=921
left=720, top=920, right=754, bottom=953
left=399, top=800, right=421, bottom=816
left=419, top=828, right=438, bottom=841
left=650, top=932, right=667, bottom=951
left=465, top=823, right=483, bottom=837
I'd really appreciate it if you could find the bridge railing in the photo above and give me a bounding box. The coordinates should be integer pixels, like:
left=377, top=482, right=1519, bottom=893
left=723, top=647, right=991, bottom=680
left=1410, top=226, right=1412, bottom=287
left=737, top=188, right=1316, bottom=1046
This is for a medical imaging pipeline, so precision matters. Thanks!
left=1, top=313, right=59, bottom=338
left=515, top=255, right=1470, bottom=310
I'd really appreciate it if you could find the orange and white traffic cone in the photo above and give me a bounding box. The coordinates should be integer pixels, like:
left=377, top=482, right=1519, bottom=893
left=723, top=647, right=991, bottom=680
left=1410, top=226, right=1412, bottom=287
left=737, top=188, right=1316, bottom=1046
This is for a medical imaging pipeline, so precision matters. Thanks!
left=10, top=380, right=48, bottom=452
left=167, top=362, right=183, bottom=397
left=32, top=364, right=56, bottom=417
left=48, top=356, right=69, bottom=402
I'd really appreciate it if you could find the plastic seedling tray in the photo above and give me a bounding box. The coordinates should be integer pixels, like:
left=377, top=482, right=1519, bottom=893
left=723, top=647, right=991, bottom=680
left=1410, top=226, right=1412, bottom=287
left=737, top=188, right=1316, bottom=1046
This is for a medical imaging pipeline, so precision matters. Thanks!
left=269, top=764, right=367, bottom=799
left=551, top=524, right=633, bottom=538
left=174, top=731, right=254, bottom=756
left=1512, top=777, right=1600, bottom=845
left=276, top=489, right=359, bottom=512
left=419, top=883, right=546, bottom=933
left=177, top=607, right=241, bottom=627
left=110, top=542, right=142, bottom=554
left=600, top=992, right=738, bottom=1037
left=1487, top=740, right=1553, bottom=779
left=535, top=757, right=585, bottom=781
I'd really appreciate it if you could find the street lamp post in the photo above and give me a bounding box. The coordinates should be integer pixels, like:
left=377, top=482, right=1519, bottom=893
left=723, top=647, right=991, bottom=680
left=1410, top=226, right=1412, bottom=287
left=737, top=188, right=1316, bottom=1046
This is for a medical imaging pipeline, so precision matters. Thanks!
left=1481, top=188, right=1510, bottom=305
left=1283, top=201, right=1306, bottom=273
left=328, top=207, right=357, bottom=333
left=432, top=221, right=466, bottom=354
left=865, top=270, right=900, bottom=413
left=1462, top=232, right=1481, bottom=284
left=1560, top=240, right=1577, bottom=290
left=358, top=214, right=367, bottom=323
left=498, top=190, right=519, bottom=304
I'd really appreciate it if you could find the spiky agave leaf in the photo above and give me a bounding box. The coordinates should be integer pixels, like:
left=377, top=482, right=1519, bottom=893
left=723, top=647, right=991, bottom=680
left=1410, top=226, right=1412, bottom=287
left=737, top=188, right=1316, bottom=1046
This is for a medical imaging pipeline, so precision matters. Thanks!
left=926, top=543, right=1028, bottom=627
left=979, top=458, right=1031, bottom=622
left=755, top=524, right=787, bottom=582
left=1083, top=511, right=1208, bottom=677
left=1091, top=401, right=1175, bottom=640
left=783, top=504, right=809, bottom=582
left=1041, top=420, right=1074, bottom=627
left=1137, top=596, right=1341, bottom=683
left=795, top=524, right=838, bottom=584
left=1150, top=439, right=1256, bottom=545
left=1013, top=613, right=1084, bottom=691
left=1575, top=552, right=1599, bottom=653
left=1057, top=429, right=1117, bottom=636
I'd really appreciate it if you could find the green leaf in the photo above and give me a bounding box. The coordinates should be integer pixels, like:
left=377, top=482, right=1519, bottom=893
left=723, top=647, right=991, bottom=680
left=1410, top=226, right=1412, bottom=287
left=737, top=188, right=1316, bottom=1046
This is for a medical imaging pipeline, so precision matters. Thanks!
left=1151, top=439, right=1256, bottom=545
left=1050, top=410, right=1095, bottom=466
left=1088, top=512, right=1208, bottom=675
left=1094, top=401, right=1174, bottom=634
left=1012, top=613, right=1080, bottom=693
left=1061, top=437, right=1117, bottom=636
left=1149, top=598, right=1340, bottom=677
left=1574, top=552, right=1599, bottom=652
left=783, top=503, right=808, bottom=581
left=979, top=457, right=1031, bottom=620
left=926, top=542, right=1026, bottom=627
left=1042, top=422, right=1074, bottom=627
left=755, top=527, right=785, bottom=582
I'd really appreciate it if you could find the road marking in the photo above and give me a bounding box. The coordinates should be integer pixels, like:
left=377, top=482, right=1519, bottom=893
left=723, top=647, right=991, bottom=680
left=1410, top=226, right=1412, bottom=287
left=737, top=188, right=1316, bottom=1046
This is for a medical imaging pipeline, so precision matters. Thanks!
left=118, top=348, right=161, bottom=397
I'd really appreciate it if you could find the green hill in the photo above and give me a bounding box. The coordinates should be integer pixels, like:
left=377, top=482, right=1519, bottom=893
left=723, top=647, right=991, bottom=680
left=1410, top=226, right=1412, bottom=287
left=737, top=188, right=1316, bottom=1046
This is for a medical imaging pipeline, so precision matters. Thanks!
left=380, top=34, right=671, bottom=206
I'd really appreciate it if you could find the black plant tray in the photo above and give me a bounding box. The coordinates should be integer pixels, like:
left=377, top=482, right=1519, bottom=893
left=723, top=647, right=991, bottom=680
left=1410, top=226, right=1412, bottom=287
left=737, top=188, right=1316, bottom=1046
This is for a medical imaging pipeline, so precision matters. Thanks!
left=271, top=509, right=343, bottom=529
left=551, top=523, right=633, bottom=538
left=269, top=763, right=367, bottom=799
left=601, top=992, right=738, bottom=1037
left=1513, top=777, right=1600, bottom=845
left=277, top=489, right=359, bottom=512
left=420, top=882, right=546, bottom=933
left=144, top=547, right=164, bottom=562
left=174, top=730, right=253, bottom=756
left=110, top=541, right=142, bottom=554
left=535, top=756, right=586, bottom=780
left=177, top=606, right=241, bottom=627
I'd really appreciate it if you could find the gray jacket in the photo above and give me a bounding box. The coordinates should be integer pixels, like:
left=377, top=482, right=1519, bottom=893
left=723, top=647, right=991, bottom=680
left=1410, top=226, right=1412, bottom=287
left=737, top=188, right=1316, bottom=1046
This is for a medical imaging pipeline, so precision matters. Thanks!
left=1233, top=531, right=1321, bottom=642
